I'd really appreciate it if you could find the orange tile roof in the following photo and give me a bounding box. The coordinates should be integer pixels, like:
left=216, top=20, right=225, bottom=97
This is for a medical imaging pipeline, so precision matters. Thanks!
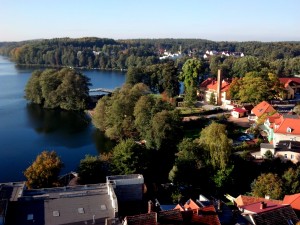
left=283, top=193, right=300, bottom=210
left=174, top=204, right=185, bottom=211
left=274, top=118, right=300, bottom=135
left=235, top=195, right=283, bottom=207
left=183, top=199, right=201, bottom=213
left=251, top=101, right=276, bottom=118
left=266, top=113, right=281, bottom=123
left=206, top=80, right=231, bottom=92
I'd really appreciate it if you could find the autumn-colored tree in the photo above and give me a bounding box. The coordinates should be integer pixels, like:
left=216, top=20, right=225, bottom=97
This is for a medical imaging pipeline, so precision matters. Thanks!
left=251, top=173, right=283, bottom=199
left=24, top=151, right=64, bottom=189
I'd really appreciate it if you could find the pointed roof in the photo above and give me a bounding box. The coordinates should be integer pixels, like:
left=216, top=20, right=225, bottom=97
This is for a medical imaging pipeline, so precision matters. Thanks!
left=183, top=199, right=201, bottom=211
left=283, top=193, right=300, bottom=210
left=251, top=101, right=276, bottom=118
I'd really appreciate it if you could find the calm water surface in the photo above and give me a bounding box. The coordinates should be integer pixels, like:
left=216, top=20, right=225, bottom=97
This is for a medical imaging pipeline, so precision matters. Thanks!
left=0, top=56, right=125, bottom=182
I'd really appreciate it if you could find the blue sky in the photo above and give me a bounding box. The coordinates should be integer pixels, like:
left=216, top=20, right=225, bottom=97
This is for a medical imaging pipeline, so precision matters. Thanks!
left=0, top=0, right=299, bottom=42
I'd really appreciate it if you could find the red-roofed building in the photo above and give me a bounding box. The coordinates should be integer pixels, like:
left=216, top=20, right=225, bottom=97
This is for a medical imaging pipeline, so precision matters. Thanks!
left=251, top=101, right=276, bottom=121
left=231, top=107, right=247, bottom=118
left=173, top=197, right=221, bottom=225
left=183, top=199, right=201, bottom=214
left=283, top=193, right=300, bottom=214
left=279, top=77, right=300, bottom=99
left=199, top=79, right=231, bottom=106
left=239, top=202, right=299, bottom=225
left=273, top=117, right=300, bottom=146
left=199, top=70, right=231, bottom=106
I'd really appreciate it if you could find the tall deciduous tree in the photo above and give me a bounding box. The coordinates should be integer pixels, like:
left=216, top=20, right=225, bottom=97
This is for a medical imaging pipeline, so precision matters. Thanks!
left=25, top=68, right=90, bottom=110
left=232, top=56, right=261, bottom=77
left=24, top=151, right=64, bottom=189
left=169, top=138, right=204, bottom=185
left=110, top=139, right=149, bottom=175
left=251, top=173, right=283, bottom=199
left=149, top=109, right=182, bottom=150
left=282, top=167, right=300, bottom=195
left=198, top=122, right=232, bottom=170
left=179, top=58, right=203, bottom=106
left=93, top=83, right=149, bottom=140
left=238, top=72, right=270, bottom=104
left=77, top=155, right=108, bottom=184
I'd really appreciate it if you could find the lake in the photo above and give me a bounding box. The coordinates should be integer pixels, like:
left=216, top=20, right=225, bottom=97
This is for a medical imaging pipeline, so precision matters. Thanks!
left=0, top=56, right=126, bottom=182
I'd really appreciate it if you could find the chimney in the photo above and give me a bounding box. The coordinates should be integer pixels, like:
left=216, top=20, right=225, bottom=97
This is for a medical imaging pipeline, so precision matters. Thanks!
left=148, top=200, right=154, bottom=213
left=260, top=201, right=266, bottom=209
left=217, top=69, right=222, bottom=105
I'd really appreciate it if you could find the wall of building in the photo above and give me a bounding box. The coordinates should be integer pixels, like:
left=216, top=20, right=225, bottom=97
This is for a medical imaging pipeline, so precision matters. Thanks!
left=276, top=151, right=300, bottom=163
left=273, top=133, right=300, bottom=146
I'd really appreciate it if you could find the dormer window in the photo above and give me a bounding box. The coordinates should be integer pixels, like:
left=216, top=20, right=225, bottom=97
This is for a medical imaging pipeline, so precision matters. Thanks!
left=287, top=127, right=292, bottom=133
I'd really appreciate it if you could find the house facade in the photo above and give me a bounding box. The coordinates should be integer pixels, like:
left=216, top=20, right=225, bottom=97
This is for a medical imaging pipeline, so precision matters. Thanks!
left=250, top=101, right=277, bottom=122
left=199, top=70, right=231, bottom=106
left=273, top=116, right=300, bottom=146
left=279, top=78, right=300, bottom=99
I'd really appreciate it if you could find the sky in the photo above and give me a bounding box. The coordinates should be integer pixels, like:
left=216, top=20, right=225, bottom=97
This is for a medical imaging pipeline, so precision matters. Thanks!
left=0, top=0, right=299, bottom=42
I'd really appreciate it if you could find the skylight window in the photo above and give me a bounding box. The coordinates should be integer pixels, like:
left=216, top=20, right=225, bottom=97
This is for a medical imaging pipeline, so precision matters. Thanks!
left=27, top=214, right=33, bottom=220
left=78, top=208, right=85, bottom=214
left=100, top=205, right=107, bottom=210
left=53, top=211, right=60, bottom=217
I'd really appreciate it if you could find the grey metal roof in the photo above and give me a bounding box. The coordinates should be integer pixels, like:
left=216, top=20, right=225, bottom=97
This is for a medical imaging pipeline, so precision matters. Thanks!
left=44, top=193, right=115, bottom=225
left=260, top=143, right=274, bottom=149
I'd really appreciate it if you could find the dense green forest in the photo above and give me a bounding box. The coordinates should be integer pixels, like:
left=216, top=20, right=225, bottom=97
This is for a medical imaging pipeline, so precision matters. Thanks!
left=1, top=37, right=300, bottom=76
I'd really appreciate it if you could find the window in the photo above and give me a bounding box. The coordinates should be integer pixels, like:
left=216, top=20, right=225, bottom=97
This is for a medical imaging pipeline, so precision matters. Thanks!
left=78, top=208, right=84, bottom=214
left=291, top=154, right=294, bottom=159
left=284, top=154, right=288, bottom=159
left=53, top=211, right=60, bottom=217
left=287, top=127, right=292, bottom=133
left=27, top=214, right=33, bottom=220
left=100, top=205, right=107, bottom=210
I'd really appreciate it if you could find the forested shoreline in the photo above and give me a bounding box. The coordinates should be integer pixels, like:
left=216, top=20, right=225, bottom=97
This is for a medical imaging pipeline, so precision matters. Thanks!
left=1, top=37, right=300, bottom=76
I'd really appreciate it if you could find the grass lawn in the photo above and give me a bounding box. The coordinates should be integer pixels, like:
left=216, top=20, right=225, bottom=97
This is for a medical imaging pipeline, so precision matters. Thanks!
left=178, top=107, right=203, bottom=115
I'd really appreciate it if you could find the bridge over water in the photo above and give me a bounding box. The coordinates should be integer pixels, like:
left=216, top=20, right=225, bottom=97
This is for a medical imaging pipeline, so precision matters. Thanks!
left=89, top=88, right=115, bottom=94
